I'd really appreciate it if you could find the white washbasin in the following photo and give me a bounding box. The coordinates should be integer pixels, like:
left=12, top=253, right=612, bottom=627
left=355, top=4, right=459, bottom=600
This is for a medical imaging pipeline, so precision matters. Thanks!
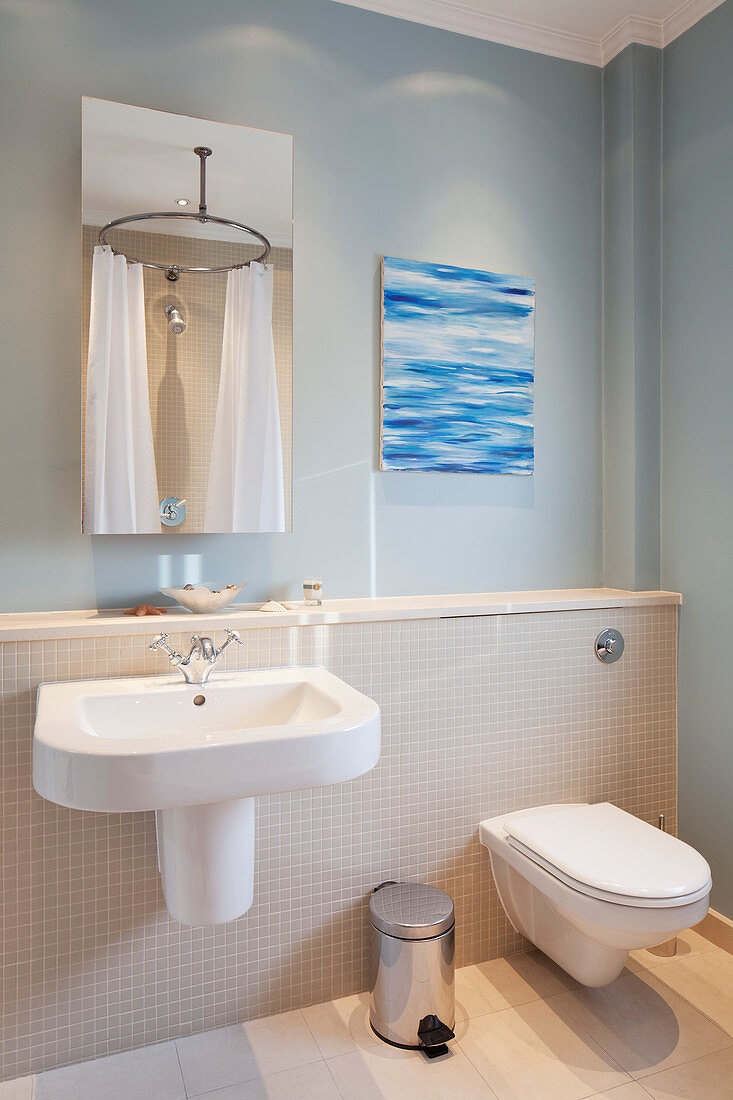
left=34, top=667, right=379, bottom=812
left=33, top=667, right=380, bottom=925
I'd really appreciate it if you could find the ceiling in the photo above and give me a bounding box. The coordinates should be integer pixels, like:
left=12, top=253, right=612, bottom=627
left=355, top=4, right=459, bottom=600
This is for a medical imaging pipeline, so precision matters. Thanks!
left=82, top=98, right=292, bottom=248
left=331, top=0, right=725, bottom=64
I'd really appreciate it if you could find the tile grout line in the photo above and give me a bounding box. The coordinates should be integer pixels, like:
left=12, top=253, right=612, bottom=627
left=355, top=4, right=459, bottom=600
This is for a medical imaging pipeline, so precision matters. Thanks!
left=626, top=1045, right=733, bottom=1094
left=475, top=983, right=634, bottom=1083
left=172, top=1039, right=188, bottom=1099
left=456, top=996, right=634, bottom=1096
left=295, top=1006, right=330, bottom=1068
left=300, top=1005, right=330, bottom=1061
left=450, top=1033, right=501, bottom=1098
left=635, top=945, right=733, bottom=1043
left=179, top=1010, right=326, bottom=1099
left=322, top=1054, right=348, bottom=1099
left=549, top=950, right=733, bottom=1083
left=550, top=981, right=693, bottom=1085
left=587, top=1082, right=655, bottom=1099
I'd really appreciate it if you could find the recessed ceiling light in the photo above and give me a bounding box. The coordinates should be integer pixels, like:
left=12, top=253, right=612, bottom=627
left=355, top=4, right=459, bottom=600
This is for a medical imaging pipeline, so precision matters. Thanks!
left=176, top=198, right=189, bottom=207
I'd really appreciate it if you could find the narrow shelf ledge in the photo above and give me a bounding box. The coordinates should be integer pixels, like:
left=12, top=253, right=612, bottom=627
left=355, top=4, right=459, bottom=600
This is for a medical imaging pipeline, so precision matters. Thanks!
left=0, top=588, right=681, bottom=642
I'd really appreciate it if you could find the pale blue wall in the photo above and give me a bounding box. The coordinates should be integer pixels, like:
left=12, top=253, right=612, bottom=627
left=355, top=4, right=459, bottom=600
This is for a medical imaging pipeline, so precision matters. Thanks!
left=602, top=45, right=661, bottom=593
left=661, top=0, right=733, bottom=916
left=0, top=0, right=602, bottom=611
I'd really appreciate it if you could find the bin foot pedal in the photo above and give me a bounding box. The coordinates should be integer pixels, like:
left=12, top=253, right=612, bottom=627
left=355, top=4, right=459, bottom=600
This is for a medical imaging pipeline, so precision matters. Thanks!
left=418, top=1015, right=455, bottom=1059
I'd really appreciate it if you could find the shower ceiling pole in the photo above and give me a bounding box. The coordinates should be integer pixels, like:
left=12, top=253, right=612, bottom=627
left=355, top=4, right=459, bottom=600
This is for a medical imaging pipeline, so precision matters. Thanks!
left=98, top=147, right=271, bottom=281
left=196, top=145, right=210, bottom=217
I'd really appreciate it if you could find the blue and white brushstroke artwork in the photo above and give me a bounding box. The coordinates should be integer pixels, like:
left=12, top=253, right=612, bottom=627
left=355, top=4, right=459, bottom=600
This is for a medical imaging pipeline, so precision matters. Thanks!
left=381, top=256, right=535, bottom=474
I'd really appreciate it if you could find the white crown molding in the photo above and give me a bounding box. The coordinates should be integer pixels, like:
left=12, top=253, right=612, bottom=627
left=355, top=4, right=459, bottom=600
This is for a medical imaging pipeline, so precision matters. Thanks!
left=331, top=0, right=728, bottom=66
left=662, top=0, right=727, bottom=45
left=600, top=15, right=663, bottom=64
left=600, top=0, right=727, bottom=61
left=332, top=0, right=601, bottom=64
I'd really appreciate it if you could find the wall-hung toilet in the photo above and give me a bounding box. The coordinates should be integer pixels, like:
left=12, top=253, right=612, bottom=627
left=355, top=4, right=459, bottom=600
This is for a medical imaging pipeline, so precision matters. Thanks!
left=480, top=802, right=712, bottom=987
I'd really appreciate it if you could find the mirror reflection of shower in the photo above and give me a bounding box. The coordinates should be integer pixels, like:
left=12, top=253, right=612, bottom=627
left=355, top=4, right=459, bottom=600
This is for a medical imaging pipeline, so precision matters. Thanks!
left=81, top=97, right=293, bottom=535
left=165, top=304, right=186, bottom=335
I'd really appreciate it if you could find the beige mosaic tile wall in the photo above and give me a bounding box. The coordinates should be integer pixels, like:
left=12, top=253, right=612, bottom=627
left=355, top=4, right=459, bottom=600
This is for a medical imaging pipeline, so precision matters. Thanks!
left=81, top=226, right=293, bottom=532
left=0, top=605, right=677, bottom=1080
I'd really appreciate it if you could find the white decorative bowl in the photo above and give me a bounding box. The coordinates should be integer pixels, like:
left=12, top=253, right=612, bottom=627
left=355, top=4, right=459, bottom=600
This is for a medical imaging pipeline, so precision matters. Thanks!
left=160, top=583, right=247, bottom=614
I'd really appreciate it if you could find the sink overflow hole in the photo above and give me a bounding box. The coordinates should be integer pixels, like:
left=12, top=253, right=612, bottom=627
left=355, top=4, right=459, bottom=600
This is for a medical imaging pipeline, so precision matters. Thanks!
left=193, top=695, right=206, bottom=706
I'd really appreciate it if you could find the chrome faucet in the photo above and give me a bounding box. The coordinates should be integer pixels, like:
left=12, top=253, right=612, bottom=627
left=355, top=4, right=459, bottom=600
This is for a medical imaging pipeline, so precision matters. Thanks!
left=149, top=629, right=245, bottom=685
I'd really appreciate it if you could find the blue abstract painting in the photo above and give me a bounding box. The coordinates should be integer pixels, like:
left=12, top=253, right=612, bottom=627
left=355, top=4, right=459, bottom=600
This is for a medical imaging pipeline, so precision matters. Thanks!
left=380, top=256, right=535, bottom=474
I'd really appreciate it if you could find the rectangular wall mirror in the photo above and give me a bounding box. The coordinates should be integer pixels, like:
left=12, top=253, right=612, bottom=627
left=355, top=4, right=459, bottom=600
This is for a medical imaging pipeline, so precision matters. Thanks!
left=81, top=97, right=293, bottom=534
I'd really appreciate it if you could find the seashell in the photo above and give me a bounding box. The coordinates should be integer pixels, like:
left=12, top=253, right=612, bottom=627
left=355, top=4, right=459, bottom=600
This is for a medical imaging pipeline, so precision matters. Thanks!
left=258, top=600, right=290, bottom=613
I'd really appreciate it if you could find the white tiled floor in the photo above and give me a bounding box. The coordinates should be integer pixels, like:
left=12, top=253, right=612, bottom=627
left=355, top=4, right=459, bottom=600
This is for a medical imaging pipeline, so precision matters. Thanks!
left=4, top=930, right=733, bottom=1100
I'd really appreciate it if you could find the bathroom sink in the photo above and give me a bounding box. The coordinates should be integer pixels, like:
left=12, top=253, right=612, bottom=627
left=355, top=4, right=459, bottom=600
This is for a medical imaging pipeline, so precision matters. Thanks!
left=33, top=667, right=380, bottom=924
left=34, top=666, right=379, bottom=812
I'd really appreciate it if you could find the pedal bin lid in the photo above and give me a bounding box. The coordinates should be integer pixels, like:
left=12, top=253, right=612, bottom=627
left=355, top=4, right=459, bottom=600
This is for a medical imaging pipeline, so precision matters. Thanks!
left=369, top=882, right=455, bottom=940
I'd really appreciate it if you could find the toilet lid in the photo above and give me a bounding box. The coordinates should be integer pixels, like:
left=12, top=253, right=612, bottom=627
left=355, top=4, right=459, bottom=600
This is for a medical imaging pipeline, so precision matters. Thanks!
left=504, top=803, right=712, bottom=903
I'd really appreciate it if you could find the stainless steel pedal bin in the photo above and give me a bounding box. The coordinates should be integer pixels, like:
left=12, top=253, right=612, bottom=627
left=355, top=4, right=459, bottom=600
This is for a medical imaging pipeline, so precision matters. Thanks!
left=368, top=881, right=456, bottom=1059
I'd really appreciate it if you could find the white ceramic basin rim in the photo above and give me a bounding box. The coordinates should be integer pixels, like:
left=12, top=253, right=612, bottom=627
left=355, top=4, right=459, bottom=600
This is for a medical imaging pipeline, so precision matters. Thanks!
left=33, top=666, right=380, bottom=813
left=80, top=680, right=342, bottom=743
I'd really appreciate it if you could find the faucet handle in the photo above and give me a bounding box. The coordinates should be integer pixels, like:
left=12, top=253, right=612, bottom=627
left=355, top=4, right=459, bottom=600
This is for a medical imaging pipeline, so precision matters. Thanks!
left=149, top=632, right=183, bottom=665
left=214, top=628, right=245, bottom=662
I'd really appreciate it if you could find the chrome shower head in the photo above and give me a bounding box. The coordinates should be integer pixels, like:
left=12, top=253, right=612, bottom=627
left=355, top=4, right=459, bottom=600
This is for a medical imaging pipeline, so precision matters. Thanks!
left=165, top=305, right=186, bottom=335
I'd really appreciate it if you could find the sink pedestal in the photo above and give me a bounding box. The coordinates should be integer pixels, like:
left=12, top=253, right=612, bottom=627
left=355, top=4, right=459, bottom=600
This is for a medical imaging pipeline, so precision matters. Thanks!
left=155, top=797, right=255, bottom=925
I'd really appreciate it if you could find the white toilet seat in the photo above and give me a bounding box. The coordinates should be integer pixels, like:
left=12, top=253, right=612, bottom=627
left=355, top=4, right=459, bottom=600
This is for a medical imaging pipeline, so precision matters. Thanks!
left=507, top=836, right=711, bottom=908
left=502, top=802, right=712, bottom=908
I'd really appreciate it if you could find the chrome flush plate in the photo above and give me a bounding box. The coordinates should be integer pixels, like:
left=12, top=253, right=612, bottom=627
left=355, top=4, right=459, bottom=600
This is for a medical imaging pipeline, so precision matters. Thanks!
left=595, top=628, right=625, bottom=663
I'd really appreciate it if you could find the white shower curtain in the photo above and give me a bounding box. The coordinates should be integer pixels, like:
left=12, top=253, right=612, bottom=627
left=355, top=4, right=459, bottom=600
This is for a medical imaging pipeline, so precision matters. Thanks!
left=84, top=246, right=160, bottom=533
left=204, top=262, right=285, bottom=532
